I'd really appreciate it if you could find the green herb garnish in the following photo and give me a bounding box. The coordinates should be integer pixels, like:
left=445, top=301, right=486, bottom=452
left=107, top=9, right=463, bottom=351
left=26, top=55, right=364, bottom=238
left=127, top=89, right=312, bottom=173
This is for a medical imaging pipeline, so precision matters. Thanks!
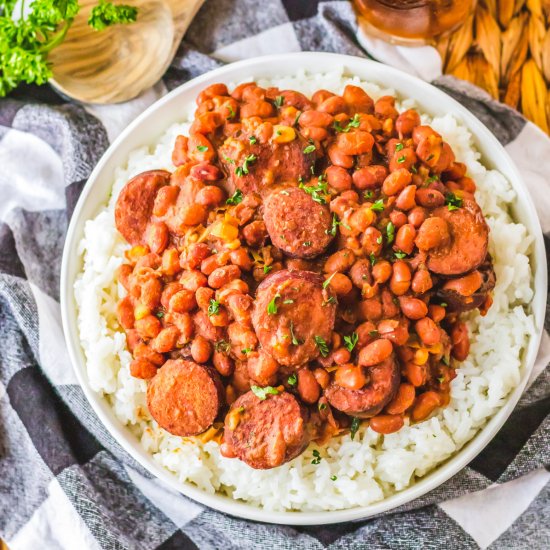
left=445, top=192, right=463, bottom=211
left=267, top=294, right=280, bottom=315
left=263, top=265, right=273, bottom=274
left=249, top=135, right=257, bottom=145
left=235, top=154, right=257, bottom=177
left=386, top=221, right=395, bottom=245
left=207, top=299, right=220, bottom=316
left=226, top=189, right=243, bottom=205
left=287, top=373, right=297, bottom=386
left=370, top=199, right=385, bottom=212
left=251, top=385, right=280, bottom=400
left=394, top=250, right=408, bottom=259
left=88, top=0, right=138, bottom=31
left=369, top=253, right=377, bottom=266
left=274, top=95, right=284, bottom=107
left=331, top=475, right=338, bottom=481
left=314, top=336, right=329, bottom=357
left=214, top=340, right=230, bottom=353
left=196, top=145, right=208, bottom=152
left=323, top=272, right=336, bottom=289
left=241, top=348, right=252, bottom=355
left=303, top=143, right=316, bottom=154
left=283, top=299, right=294, bottom=305
left=311, top=450, right=322, bottom=465
left=350, top=417, right=361, bottom=440
left=289, top=320, right=302, bottom=346
left=364, top=190, right=374, bottom=199
left=397, top=155, right=406, bottom=164
left=343, top=332, right=358, bottom=352
left=395, top=143, right=404, bottom=152
left=299, top=180, right=329, bottom=205
left=333, top=113, right=360, bottom=133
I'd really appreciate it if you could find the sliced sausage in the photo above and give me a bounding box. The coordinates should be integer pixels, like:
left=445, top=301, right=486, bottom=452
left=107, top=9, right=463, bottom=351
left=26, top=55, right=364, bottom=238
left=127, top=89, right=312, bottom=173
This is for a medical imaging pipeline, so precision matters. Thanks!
left=147, top=359, right=224, bottom=436
left=427, top=198, right=489, bottom=276
left=251, top=270, right=336, bottom=367
left=222, top=390, right=310, bottom=469
left=438, top=256, right=496, bottom=312
left=325, top=355, right=400, bottom=418
left=263, top=187, right=333, bottom=258
left=115, top=170, right=171, bottom=245
left=219, top=137, right=313, bottom=194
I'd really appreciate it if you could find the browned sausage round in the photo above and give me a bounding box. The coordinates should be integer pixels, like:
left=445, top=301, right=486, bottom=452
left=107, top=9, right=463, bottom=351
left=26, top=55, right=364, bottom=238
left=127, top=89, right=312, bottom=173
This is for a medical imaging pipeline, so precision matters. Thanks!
left=115, top=170, right=171, bottom=245
left=147, top=359, right=224, bottom=436
left=222, top=390, right=310, bottom=469
left=438, top=256, right=496, bottom=312
left=324, top=355, right=400, bottom=417
left=251, top=270, right=336, bottom=367
left=427, top=199, right=489, bottom=276
left=263, top=187, right=333, bottom=258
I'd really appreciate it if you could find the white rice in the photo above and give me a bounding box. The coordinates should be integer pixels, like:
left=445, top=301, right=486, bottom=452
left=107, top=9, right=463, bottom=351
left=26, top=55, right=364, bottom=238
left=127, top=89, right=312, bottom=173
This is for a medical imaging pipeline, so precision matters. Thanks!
left=74, top=69, right=534, bottom=511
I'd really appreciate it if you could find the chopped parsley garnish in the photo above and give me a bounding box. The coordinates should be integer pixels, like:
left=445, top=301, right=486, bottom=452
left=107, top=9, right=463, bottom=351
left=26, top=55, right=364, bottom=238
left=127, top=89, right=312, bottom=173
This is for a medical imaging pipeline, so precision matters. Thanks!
left=394, top=250, right=408, bottom=259
left=287, top=373, right=297, bottom=386
left=283, top=299, right=294, bottom=305
left=207, top=299, right=220, bottom=316
left=395, top=143, right=404, bottom=152
left=318, top=402, right=327, bottom=410
left=368, top=330, right=379, bottom=337
left=437, top=376, right=445, bottom=383
left=364, top=190, right=374, bottom=199
left=294, top=112, right=301, bottom=126
left=241, top=348, right=252, bottom=355
left=343, top=332, right=359, bottom=352
left=226, top=189, right=243, bottom=205
left=249, top=135, right=257, bottom=145
left=88, top=1, right=138, bottom=31
left=369, top=253, right=377, bottom=266
left=326, top=214, right=350, bottom=236
left=323, top=272, right=336, bottom=289
left=227, top=105, right=236, bottom=119
left=397, top=155, right=406, bottom=164
left=311, top=449, right=322, bottom=465
left=376, top=235, right=383, bottom=245
left=386, top=221, right=395, bottom=245
left=330, top=475, right=338, bottom=481
left=263, top=264, right=273, bottom=274
left=426, top=175, right=439, bottom=183
left=267, top=294, right=281, bottom=315
left=214, top=340, right=231, bottom=353
left=370, top=199, right=385, bottom=212
left=314, top=336, right=329, bottom=357
left=251, top=385, right=280, bottom=400
left=323, top=296, right=337, bottom=307
left=303, top=143, right=316, bottom=154
left=411, top=165, right=418, bottom=174
left=223, top=155, right=235, bottom=164
left=155, top=310, right=164, bottom=319
left=350, top=417, right=361, bottom=440
left=442, top=355, right=450, bottom=366
left=289, top=320, right=302, bottom=346
left=333, top=113, right=361, bottom=133
left=274, top=95, right=284, bottom=107
left=440, top=302, right=448, bottom=307
left=445, top=192, right=463, bottom=211
left=426, top=153, right=435, bottom=161
left=303, top=241, right=312, bottom=247
left=196, top=145, right=208, bottom=152
left=235, top=154, right=257, bottom=177
left=299, top=180, right=329, bottom=204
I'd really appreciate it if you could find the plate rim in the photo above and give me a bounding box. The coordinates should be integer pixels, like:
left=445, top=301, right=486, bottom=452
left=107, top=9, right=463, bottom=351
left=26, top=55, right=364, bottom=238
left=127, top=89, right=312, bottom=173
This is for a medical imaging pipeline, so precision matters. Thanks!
left=60, top=52, right=548, bottom=525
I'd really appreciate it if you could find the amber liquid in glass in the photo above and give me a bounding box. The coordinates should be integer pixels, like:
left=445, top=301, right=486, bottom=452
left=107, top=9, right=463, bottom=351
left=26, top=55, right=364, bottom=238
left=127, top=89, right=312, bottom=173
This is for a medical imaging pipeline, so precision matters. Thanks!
left=355, top=0, right=475, bottom=42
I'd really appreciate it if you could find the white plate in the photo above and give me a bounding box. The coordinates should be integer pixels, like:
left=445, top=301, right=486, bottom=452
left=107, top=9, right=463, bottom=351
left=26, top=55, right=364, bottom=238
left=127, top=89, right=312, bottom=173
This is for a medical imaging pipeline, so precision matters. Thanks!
left=60, top=53, right=547, bottom=525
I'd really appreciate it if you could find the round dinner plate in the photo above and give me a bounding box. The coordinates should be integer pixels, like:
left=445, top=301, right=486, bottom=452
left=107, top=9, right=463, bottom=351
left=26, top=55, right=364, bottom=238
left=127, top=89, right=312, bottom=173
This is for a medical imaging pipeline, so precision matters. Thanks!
left=60, top=52, right=547, bottom=525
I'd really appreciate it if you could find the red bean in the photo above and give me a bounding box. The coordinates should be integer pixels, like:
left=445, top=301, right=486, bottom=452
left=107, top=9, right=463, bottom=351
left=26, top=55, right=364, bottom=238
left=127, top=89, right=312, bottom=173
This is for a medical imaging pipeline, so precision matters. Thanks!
left=358, top=338, right=393, bottom=366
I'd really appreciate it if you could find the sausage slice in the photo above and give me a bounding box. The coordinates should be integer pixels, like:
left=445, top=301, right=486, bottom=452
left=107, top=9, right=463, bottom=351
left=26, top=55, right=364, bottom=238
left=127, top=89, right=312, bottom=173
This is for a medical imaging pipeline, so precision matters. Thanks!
left=325, top=355, right=400, bottom=418
left=438, top=256, right=496, bottom=312
left=427, top=198, right=489, bottom=276
left=219, top=137, right=313, bottom=195
left=115, top=170, right=171, bottom=245
left=222, top=390, right=310, bottom=469
left=252, top=270, right=336, bottom=367
left=147, top=359, right=224, bottom=436
left=263, top=187, right=333, bottom=258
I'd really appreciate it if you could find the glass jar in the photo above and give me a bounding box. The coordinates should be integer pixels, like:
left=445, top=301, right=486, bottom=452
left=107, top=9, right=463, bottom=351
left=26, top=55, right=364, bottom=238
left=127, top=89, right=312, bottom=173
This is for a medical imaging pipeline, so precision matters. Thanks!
left=48, top=0, right=204, bottom=104
left=354, top=0, right=477, bottom=45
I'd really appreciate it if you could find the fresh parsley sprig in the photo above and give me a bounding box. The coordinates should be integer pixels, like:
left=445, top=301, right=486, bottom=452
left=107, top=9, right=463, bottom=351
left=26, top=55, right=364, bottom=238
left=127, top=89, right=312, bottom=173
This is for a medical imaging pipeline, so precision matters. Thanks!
left=0, top=0, right=138, bottom=96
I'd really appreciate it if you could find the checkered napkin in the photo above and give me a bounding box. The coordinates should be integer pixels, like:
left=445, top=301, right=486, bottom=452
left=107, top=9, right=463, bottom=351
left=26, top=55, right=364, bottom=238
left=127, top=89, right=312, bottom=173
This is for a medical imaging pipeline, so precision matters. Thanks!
left=1, top=1, right=549, bottom=548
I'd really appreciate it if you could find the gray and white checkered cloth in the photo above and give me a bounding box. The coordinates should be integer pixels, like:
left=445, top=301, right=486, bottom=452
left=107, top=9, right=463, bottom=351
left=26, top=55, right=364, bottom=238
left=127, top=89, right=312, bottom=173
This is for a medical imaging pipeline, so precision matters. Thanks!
left=1, top=1, right=549, bottom=548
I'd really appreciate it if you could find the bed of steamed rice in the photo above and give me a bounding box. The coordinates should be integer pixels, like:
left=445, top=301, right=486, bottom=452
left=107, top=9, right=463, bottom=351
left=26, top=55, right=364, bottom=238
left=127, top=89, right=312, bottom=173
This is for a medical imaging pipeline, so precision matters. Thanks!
left=74, top=69, right=535, bottom=512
